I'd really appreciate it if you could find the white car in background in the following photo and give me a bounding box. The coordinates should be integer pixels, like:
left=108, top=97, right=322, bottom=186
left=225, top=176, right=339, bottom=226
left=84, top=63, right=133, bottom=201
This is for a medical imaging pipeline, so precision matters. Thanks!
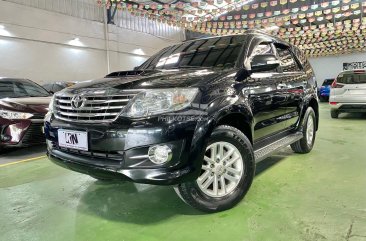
left=329, top=69, right=366, bottom=118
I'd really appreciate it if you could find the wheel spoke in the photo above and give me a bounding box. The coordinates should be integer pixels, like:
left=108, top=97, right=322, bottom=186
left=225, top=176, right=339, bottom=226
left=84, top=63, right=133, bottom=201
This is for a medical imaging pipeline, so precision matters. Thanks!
left=211, top=146, right=217, bottom=163
left=219, top=143, right=224, bottom=159
left=224, top=173, right=239, bottom=182
left=225, top=156, right=239, bottom=167
left=202, top=175, right=214, bottom=189
left=213, top=175, right=218, bottom=195
left=227, top=167, right=241, bottom=176
left=198, top=170, right=210, bottom=185
left=204, top=155, right=215, bottom=164
left=221, top=148, right=235, bottom=163
left=220, top=176, right=226, bottom=194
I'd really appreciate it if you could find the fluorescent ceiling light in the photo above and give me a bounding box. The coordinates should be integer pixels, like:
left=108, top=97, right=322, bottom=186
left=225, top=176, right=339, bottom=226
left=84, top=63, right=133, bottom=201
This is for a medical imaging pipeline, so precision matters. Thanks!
left=0, top=26, right=11, bottom=37
left=132, top=48, right=145, bottom=55
left=68, top=37, right=84, bottom=47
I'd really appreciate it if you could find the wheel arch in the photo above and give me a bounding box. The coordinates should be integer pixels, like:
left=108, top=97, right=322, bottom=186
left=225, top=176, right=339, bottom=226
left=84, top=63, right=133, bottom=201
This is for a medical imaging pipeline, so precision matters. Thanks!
left=215, top=113, right=253, bottom=144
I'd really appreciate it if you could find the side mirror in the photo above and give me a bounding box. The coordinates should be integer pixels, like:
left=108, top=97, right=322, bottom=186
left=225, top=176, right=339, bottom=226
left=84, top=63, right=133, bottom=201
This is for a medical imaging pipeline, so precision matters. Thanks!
left=251, top=54, right=280, bottom=73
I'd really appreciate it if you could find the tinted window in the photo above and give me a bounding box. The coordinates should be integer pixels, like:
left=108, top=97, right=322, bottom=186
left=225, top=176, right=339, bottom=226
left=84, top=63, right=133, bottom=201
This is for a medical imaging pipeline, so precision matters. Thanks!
left=0, top=79, right=50, bottom=98
left=337, top=73, right=366, bottom=84
left=138, top=35, right=245, bottom=70
left=276, top=47, right=301, bottom=72
left=322, top=79, right=334, bottom=86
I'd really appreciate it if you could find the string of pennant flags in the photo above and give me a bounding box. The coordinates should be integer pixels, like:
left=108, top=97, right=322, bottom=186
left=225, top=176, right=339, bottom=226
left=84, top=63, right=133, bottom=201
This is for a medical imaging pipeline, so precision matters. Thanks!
left=98, top=1, right=366, bottom=22
left=97, top=0, right=366, bottom=57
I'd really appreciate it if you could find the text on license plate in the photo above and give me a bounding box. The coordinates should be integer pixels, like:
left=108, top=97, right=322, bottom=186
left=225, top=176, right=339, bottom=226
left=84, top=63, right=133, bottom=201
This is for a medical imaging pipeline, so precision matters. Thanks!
left=58, top=130, right=88, bottom=151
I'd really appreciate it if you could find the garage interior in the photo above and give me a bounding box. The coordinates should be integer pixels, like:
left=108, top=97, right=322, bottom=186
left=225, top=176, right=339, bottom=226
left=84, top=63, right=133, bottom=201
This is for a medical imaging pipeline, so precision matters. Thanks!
left=1, top=0, right=366, bottom=240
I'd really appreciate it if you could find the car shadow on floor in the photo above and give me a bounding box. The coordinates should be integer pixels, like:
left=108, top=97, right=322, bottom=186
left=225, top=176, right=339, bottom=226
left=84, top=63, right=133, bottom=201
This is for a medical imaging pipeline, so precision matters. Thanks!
left=0, top=144, right=46, bottom=156
left=0, top=145, right=46, bottom=165
left=338, top=112, right=366, bottom=119
left=76, top=150, right=291, bottom=224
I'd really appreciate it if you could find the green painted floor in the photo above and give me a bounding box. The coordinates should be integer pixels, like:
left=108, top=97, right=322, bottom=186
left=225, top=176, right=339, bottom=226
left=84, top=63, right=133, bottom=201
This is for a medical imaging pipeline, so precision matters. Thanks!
left=1, top=103, right=366, bottom=241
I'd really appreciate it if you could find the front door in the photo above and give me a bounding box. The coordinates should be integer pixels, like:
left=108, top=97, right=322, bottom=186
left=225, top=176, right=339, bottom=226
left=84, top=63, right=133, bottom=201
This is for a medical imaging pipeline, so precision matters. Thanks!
left=245, top=41, right=289, bottom=141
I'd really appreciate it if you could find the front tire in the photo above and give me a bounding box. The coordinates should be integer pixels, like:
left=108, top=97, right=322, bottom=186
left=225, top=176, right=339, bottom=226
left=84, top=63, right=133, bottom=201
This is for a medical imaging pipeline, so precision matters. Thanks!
left=291, top=107, right=316, bottom=154
left=174, top=125, right=255, bottom=213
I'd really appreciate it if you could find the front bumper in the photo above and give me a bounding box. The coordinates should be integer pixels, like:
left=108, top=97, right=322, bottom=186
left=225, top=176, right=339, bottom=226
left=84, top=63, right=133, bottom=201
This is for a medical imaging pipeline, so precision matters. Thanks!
left=45, top=112, right=213, bottom=185
left=0, top=118, right=45, bottom=147
left=47, top=148, right=195, bottom=184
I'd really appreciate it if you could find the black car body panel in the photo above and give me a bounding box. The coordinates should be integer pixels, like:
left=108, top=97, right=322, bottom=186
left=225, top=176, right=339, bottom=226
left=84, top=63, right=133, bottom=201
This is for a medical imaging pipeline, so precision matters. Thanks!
left=45, top=31, right=318, bottom=184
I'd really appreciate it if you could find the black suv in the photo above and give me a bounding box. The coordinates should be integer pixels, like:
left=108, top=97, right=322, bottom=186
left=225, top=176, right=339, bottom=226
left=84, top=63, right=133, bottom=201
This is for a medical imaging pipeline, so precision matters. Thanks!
left=45, top=31, right=319, bottom=212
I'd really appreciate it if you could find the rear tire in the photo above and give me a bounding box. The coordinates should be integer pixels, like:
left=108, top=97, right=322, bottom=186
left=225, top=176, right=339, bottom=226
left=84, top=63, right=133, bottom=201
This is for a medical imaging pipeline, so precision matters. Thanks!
left=174, top=125, right=255, bottom=213
left=291, top=107, right=316, bottom=154
left=330, top=110, right=338, bottom=119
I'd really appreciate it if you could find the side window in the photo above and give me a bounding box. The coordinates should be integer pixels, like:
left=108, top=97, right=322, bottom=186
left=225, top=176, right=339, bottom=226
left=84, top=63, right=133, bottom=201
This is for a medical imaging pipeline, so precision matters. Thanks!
left=275, top=46, right=301, bottom=73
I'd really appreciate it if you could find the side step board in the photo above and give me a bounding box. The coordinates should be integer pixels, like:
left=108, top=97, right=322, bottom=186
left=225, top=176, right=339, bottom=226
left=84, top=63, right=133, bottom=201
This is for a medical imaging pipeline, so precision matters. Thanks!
left=254, top=132, right=303, bottom=163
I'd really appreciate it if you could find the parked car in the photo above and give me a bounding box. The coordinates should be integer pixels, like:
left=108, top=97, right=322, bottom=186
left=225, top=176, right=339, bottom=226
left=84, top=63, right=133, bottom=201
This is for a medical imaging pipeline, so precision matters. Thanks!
left=45, top=31, right=319, bottom=212
left=330, top=69, right=366, bottom=118
left=0, top=78, right=51, bottom=149
left=318, top=78, right=334, bottom=102
left=43, top=82, right=76, bottom=93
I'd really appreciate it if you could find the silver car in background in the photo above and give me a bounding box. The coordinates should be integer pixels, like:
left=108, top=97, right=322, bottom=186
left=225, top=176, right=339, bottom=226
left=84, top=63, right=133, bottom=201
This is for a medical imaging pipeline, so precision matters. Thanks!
left=329, top=69, right=366, bottom=118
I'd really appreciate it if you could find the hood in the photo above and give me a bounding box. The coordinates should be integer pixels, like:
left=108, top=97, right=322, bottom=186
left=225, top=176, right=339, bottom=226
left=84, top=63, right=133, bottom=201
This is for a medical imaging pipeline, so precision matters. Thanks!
left=68, top=68, right=236, bottom=93
left=0, top=97, right=51, bottom=114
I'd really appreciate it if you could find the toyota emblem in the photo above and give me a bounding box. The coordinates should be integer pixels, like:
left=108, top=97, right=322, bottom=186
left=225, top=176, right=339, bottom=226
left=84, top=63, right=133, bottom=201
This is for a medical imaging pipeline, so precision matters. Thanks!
left=71, top=95, right=85, bottom=109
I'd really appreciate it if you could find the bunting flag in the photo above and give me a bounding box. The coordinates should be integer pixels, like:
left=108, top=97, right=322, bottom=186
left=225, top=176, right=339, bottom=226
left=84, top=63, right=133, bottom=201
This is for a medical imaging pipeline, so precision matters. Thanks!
left=97, top=0, right=366, bottom=57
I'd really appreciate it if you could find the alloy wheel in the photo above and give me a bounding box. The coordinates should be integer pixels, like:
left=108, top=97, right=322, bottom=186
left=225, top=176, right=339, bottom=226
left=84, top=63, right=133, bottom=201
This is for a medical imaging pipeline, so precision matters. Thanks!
left=196, top=141, right=244, bottom=198
left=306, top=115, right=315, bottom=146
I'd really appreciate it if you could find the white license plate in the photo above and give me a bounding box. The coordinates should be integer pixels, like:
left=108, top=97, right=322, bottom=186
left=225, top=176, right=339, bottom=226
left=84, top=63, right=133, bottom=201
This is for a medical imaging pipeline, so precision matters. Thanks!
left=58, top=130, right=88, bottom=151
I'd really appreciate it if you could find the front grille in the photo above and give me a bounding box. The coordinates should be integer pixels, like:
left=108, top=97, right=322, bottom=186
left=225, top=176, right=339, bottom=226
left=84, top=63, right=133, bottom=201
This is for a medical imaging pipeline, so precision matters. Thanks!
left=54, top=92, right=138, bottom=123
left=22, top=123, right=45, bottom=145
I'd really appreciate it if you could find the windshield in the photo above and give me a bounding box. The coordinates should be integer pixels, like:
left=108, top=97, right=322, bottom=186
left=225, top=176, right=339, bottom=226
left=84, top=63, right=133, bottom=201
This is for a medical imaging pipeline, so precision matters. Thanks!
left=138, top=35, right=246, bottom=70
left=0, top=79, right=50, bottom=98
left=337, top=73, right=366, bottom=84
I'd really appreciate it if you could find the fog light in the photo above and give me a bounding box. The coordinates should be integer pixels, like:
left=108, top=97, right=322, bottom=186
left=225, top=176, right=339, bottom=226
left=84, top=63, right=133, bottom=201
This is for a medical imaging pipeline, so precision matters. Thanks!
left=1, top=134, right=11, bottom=142
left=148, top=145, right=172, bottom=164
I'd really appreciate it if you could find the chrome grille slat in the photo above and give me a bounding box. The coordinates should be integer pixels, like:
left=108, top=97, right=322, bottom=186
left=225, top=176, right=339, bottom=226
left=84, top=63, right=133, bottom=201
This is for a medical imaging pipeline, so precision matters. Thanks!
left=57, top=111, right=120, bottom=117
left=54, top=92, right=137, bottom=123
left=57, top=105, right=125, bottom=110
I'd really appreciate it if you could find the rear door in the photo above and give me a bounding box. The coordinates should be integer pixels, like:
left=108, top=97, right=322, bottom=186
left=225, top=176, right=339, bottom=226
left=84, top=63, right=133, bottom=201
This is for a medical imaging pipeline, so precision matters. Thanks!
left=331, top=70, right=366, bottom=103
left=273, top=44, right=306, bottom=129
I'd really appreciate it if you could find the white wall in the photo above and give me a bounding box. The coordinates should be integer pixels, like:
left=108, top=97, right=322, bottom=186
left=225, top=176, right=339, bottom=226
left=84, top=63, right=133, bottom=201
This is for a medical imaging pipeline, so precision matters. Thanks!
left=309, top=52, right=366, bottom=84
left=0, top=0, right=183, bottom=84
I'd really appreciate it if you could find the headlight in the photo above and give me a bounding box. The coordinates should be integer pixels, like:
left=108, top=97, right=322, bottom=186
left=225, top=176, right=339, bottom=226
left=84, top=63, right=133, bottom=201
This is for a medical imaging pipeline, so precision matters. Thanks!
left=121, top=88, right=199, bottom=118
left=48, top=95, right=55, bottom=113
left=0, top=110, right=33, bottom=119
